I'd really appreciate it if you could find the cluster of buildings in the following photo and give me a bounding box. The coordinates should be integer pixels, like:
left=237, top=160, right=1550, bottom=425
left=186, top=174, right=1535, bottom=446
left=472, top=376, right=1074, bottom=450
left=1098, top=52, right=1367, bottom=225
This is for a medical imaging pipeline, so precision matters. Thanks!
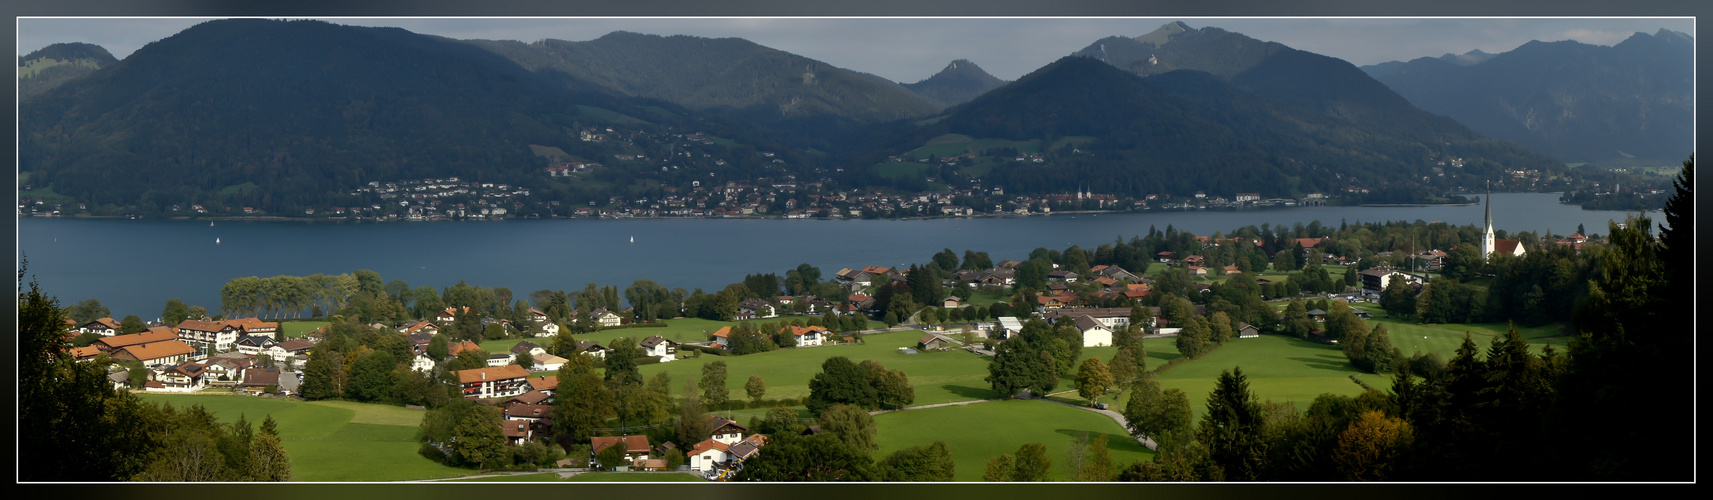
left=340, top=177, right=533, bottom=221
left=65, top=316, right=309, bottom=395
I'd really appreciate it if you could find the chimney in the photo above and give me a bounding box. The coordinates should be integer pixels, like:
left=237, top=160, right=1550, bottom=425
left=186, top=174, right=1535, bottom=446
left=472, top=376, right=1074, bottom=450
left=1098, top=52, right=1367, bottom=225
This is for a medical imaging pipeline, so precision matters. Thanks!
left=482, top=372, right=486, bottom=380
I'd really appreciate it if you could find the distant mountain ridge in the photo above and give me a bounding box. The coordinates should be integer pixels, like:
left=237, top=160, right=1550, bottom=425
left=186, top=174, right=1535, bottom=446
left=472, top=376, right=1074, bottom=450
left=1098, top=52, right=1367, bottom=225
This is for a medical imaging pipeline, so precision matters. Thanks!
left=464, top=31, right=941, bottom=151
left=862, top=56, right=1562, bottom=199
left=1071, top=22, right=1485, bottom=145
left=900, top=59, right=1007, bottom=107
left=1368, top=29, right=1693, bottom=164
left=18, top=19, right=743, bottom=214
left=19, top=42, right=118, bottom=100
left=1361, top=49, right=1495, bottom=78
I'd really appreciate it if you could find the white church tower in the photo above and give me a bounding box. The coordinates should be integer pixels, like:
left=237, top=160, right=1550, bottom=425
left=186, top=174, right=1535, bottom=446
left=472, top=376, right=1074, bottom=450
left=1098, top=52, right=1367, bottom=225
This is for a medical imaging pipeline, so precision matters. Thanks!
left=1481, top=182, right=1496, bottom=261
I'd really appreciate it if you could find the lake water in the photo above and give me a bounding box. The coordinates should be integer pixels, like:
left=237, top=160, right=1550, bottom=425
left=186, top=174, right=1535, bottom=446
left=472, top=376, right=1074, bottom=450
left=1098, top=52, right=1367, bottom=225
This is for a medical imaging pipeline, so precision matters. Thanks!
left=17, top=193, right=1657, bottom=319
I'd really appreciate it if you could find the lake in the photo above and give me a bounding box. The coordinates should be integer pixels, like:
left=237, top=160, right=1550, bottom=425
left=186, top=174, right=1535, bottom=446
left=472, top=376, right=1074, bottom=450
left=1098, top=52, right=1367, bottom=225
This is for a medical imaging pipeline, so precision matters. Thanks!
left=17, top=193, right=1657, bottom=319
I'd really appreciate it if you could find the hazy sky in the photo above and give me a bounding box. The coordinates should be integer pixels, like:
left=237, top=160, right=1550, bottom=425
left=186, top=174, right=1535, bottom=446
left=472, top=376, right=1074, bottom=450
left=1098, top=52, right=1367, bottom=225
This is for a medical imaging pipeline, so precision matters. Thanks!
left=17, top=17, right=1695, bottom=82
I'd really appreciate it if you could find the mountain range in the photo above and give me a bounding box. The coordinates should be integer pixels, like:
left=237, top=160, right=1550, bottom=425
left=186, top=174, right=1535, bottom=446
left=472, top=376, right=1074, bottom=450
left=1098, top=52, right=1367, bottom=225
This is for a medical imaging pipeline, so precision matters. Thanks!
left=1360, top=30, right=1694, bottom=164
left=847, top=23, right=1561, bottom=199
left=20, top=19, right=1625, bottom=216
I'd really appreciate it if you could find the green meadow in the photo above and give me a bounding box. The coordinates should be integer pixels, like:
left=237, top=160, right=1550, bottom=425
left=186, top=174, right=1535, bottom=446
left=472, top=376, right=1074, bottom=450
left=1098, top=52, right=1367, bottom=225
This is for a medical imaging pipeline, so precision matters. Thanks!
left=640, top=329, right=1002, bottom=407
left=137, top=394, right=475, bottom=482
left=281, top=321, right=329, bottom=339
left=872, top=399, right=1154, bottom=481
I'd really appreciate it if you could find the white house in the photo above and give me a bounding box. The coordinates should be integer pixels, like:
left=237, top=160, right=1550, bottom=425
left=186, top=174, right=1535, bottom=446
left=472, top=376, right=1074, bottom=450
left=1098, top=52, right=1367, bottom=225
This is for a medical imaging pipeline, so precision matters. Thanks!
left=532, top=321, right=561, bottom=338
left=707, top=417, right=748, bottom=445
left=77, top=317, right=122, bottom=337
left=532, top=353, right=568, bottom=372
left=639, top=336, right=678, bottom=361
left=410, top=353, right=437, bottom=373
left=1070, top=316, right=1115, bottom=348
left=786, top=326, right=828, bottom=347
left=234, top=335, right=276, bottom=356
left=455, top=365, right=532, bottom=399
left=736, top=300, right=777, bottom=320
left=711, top=327, right=734, bottom=349
left=687, top=439, right=731, bottom=474
left=592, top=308, right=623, bottom=327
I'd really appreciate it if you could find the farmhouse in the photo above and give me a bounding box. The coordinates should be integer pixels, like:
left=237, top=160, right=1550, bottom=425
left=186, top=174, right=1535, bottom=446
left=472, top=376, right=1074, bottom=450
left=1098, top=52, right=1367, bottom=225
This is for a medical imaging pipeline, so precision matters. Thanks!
left=532, top=353, right=568, bottom=372
left=592, top=308, right=624, bottom=327
left=111, top=340, right=196, bottom=367
left=1044, top=307, right=1133, bottom=329
left=455, top=365, right=532, bottom=399
left=784, top=326, right=829, bottom=347
left=500, top=420, right=536, bottom=445
left=67, top=345, right=103, bottom=362
left=918, top=334, right=954, bottom=351
left=77, top=317, right=122, bottom=337
left=640, top=335, right=679, bottom=361
left=1069, top=316, right=1115, bottom=347
left=93, top=329, right=181, bottom=353
left=1358, top=267, right=1424, bottom=296
left=687, top=439, right=731, bottom=474
left=736, top=300, right=777, bottom=320
left=592, top=435, right=652, bottom=465
left=175, top=319, right=245, bottom=353
left=157, top=361, right=207, bottom=390
left=234, top=335, right=276, bottom=356
left=574, top=341, right=609, bottom=359
left=236, top=367, right=283, bottom=395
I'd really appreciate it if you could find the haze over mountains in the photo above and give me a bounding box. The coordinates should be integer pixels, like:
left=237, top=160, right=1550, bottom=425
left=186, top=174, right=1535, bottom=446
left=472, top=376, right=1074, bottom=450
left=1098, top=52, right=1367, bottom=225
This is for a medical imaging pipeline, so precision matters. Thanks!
left=21, top=19, right=1679, bottom=217
left=1360, top=29, right=1694, bottom=164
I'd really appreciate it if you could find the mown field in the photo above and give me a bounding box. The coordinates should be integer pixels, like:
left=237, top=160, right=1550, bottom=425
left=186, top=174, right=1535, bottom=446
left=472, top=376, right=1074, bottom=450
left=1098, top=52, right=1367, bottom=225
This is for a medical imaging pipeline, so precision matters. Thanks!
left=281, top=321, right=329, bottom=339
left=872, top=399, right=1154, bottom=481
left=639, top=329, right=1001, bottom=407
left=137, top=394, right=475, bottom=482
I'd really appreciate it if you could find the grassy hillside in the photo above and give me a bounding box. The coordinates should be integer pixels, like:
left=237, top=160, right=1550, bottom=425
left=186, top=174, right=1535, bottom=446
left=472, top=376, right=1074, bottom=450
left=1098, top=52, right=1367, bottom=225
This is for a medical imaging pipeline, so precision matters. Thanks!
left=873, top=399, right=1154, bottom=481
left=137, top=394, right=476, bottom=482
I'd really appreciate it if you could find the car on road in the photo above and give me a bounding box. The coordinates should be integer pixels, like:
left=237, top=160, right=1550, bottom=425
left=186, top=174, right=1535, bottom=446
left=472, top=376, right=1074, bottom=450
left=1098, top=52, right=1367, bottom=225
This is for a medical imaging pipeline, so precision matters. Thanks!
left=1094, top=402, right=1109, bottom=410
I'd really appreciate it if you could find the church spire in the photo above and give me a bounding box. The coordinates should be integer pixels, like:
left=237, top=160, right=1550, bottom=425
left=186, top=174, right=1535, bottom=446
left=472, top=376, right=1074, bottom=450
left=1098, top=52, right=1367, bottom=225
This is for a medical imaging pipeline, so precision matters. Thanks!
left=1481, top=181, right=1496, bottom=261
left=1484, top=181, right=1493, bottom=231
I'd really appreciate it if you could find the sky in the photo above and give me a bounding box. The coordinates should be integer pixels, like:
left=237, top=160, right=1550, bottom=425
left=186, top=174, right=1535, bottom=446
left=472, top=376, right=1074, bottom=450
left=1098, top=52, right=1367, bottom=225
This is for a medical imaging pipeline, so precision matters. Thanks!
left=16, top=17, right=1695, bottom=82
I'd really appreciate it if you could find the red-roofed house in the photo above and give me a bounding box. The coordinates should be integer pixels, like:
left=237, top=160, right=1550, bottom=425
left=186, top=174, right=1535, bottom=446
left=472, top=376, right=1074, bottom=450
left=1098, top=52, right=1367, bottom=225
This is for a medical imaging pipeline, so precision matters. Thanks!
left=455, top=365, right=532, bottom=399
left=592, top=435, right=652, bottom=466
left=500, top=419, right=535, bottom=445
left=687, top=439, right=731, bottom=473
left=710, top=326, right=734, bottom=349
left=176, top=319, right=246, bottom=353
left=68, top=345, right=103, bottom=363
left=111, top=340, right=196, bottom=367
left=784, top=326, right=828, bottom=347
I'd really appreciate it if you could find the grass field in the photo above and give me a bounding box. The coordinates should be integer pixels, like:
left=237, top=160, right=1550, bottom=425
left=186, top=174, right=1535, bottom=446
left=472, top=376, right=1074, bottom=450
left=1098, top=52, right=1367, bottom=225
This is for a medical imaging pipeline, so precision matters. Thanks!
left=1059, top=335, right=1385, bottom=419
left=872, top=399, right=1154, bottom=481
left=137, top=394, right=476, bottom=482
left=19, top=183, right=71, bottom=200
left=641, top=329, right=1002, bottom=407
left=281, top=321, right=328, bottom=339
left=1346, top=303, right=1571, bottom=357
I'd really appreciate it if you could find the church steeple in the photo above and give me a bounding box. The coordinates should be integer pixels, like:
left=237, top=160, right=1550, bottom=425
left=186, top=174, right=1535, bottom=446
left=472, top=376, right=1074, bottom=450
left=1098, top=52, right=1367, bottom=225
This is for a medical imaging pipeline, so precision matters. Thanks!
left=1481, top=181, right=1496, bottom=261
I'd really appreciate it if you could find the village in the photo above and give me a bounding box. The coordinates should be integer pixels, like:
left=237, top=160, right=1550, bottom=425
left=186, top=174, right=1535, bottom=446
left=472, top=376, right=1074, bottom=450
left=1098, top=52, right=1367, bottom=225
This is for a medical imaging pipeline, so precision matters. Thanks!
left=48, top=189, right=1613, bottom=481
